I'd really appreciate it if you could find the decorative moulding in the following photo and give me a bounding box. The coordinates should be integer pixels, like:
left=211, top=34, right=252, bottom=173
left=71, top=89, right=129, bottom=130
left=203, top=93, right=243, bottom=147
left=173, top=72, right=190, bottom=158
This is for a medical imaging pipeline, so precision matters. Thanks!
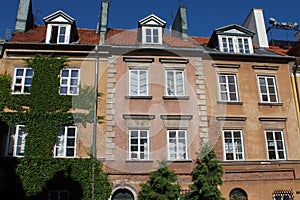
left=160, top=115, right=193, bottom=120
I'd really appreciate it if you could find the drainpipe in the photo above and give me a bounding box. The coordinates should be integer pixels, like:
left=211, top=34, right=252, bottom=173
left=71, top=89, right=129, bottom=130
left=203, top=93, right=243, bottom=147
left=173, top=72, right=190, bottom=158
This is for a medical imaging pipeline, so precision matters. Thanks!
left=293, top=60, right=300, bottom=111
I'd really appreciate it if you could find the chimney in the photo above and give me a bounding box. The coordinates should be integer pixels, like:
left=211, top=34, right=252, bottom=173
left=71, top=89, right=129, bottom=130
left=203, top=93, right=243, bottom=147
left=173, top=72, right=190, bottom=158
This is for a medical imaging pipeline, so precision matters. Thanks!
left=98, top=0, right=109, bottom=44
left=15, top=0, right=34, bottom=33
left=171, top=6, right=188, bottom=40
left=242, top=8, right=269, bottom=48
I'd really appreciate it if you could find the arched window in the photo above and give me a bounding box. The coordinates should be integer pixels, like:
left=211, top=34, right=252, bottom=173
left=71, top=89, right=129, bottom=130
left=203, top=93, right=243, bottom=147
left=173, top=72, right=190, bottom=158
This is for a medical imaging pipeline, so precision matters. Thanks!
left=112, top=189, right=134, bottom=200
left=230, top=188, right=248, bottom=200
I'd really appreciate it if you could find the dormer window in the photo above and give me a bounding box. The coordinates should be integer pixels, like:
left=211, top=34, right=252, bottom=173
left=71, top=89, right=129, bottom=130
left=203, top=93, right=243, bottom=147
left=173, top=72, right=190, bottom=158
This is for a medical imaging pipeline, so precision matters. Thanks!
left=138, top=14, right=166, bottom=45
left=208, top=24, right=255, bottom=54
left=43, top=10, right=79, bottom=44
left=219, top=36, right=252, bottom=53
left=49, top=25, right=69, bottom=44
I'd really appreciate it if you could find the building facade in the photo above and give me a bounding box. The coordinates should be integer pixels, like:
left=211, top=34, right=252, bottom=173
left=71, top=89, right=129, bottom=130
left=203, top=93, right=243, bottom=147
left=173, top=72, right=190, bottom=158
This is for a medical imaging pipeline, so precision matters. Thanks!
left=1, top=1, right=300, bottom=200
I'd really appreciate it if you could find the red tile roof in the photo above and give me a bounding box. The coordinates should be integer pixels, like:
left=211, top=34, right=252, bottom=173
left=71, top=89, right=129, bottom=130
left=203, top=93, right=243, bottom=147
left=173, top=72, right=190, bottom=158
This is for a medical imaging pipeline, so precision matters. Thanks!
left=105, top=28, right=197, bottom=48
left=10, top=26, right=198, bottom=48
left=268, top=45, right=290, bottom=56
left=189, top=36, right=210, bottom=45
left=11, top=25, right=46, bottom=43
left=8, top=25, right=295, bottom=57
left=10, top=25, right=100, bottom=45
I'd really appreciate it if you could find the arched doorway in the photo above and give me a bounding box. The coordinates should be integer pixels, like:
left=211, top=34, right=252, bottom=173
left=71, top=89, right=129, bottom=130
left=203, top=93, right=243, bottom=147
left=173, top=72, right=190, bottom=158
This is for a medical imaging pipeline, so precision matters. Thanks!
left=230, top=188, right=248, bottom=200
left=111, top=189, right=134, bottom=200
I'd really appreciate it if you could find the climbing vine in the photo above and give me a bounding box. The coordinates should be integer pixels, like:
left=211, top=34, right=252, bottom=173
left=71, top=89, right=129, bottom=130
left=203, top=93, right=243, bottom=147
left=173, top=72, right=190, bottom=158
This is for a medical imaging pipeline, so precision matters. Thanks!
left=0, top=54, right=111, bottom=199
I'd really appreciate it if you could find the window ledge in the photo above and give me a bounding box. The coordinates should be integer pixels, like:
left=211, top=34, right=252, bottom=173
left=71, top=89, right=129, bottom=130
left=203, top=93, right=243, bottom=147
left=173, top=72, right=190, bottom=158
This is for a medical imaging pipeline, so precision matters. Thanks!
left=125, top=160, right=153, bottom=163
left=217, top=101, right=243, bottom=105
left=163, top=96, right=190, bottom=100
left=167, top=160, right=192, bottom=163
left=258, top=102, right=283, bottom=106
left=125, top=96, right=153, bottom=100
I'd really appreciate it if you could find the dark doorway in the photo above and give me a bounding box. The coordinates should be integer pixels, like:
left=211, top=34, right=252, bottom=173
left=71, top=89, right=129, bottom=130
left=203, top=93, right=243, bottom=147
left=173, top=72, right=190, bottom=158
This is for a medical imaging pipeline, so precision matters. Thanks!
left=112, top=189, right=134, bottom=200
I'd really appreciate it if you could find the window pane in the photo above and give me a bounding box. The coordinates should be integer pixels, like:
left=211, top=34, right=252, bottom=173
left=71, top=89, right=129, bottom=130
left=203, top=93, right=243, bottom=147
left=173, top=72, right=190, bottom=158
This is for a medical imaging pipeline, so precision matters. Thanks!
left=61, top=70, right=69, bottom=77
left=16, top=69, right=24, bottom=76
left=66, top=148, right=75, bottom=157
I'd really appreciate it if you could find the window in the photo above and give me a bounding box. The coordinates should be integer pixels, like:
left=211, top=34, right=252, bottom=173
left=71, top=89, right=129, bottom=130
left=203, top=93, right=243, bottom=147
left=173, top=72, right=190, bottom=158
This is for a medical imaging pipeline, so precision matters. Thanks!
left=129, top=69, right=148, bottom=96
left=167, top=130, right=187, bottom=160
left=143, top=27, right=161, bottom=44
left=218, top=74, right=238, bottom=102
left=230, top=188, right=247, bottom=200
left=59, top=68, right=80, bottom=95
left=6, top=125, right=28, bottom=157
left=12, top=68, right=33, bottom=94
left=273, top=190, right=294, bottom=200
left=48, top=190, right=70, bottom=200
left=265, top=130, right=285, bottom=160
left=50, top=26, right=68, bottom=44
left=223, top=130, right=244, bottom=161
left=54, top=126, right=77, bottom=158
left=166, top=70, right=184, bottom=96
left=220, top=36, right=252, bottom=54
left=257, top=76, right=278, bottom=103
left=129, top=130, right=149, bottom=160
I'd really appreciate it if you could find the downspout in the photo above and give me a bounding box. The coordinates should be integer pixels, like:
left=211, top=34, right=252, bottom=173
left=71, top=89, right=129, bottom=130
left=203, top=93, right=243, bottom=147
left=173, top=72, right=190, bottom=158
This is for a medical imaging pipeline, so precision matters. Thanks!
left=293, top=59, right=300, bottom=111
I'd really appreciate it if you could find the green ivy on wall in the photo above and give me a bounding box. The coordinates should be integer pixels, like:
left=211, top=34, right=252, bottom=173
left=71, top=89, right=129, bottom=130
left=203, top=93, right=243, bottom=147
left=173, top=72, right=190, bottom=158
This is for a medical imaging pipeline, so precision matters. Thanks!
left=0, top=54, right=111, bottom=199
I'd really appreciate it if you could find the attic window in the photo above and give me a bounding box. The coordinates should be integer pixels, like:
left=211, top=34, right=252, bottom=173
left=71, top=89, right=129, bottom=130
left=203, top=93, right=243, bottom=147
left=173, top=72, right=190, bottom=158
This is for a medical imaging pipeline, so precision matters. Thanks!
left=143, top=27, right=161, bottom=44
left=43, top=10, right=78, bottom=44
left=138, top=14, right=166, bottom=45
left=219, top=36, right=253, bottom=54
left=50, top=26, right=67, bottom=44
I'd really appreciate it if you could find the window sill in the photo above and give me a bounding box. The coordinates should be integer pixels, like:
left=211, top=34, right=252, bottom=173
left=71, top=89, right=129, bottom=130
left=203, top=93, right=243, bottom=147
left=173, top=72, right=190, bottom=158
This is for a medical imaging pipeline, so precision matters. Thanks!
left=125, top=96, right=153, bottom=100
left=167, top=159, right=192, bottom=163
left=163, top=96, right=190, bottom=100
left=125, top=160, right=153, bottom=163
left=258, top=102, right=283, bottom=106
left=217, top=101, right=243, bottom=105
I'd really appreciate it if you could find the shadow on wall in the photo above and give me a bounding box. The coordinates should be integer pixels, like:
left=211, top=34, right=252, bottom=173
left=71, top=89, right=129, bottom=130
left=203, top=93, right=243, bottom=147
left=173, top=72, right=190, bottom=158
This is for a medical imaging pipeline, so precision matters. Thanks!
left=0, top=157, right=26, bottom=199
left=0, top=159, right=83, bottom=200
left=28, top=168, right=83, bottom=200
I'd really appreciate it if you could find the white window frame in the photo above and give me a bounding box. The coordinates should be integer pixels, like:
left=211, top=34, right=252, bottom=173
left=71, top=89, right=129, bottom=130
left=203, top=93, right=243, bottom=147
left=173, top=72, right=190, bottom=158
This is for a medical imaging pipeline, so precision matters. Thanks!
left=54, top=126, right=77, bottom=158
left=142, top=27, right=162, bottom=44
left=59, top=68, right=80, bottom=95
left=129, top=69, right=148, bottom=96
left=257, top=75, right=279, bottom=103
left=273, top=192, right=293, bottom=200
left=222, top=130, right=244, bottom=161
left=165, top=70, right=185, bottom=96
left=48, top=190, right=70, bottom=200
left=129, top=129, right=149, bottom=160
left=46, top=24, right=71, bottom=44
left=5, top=125, right=28, bottom=157
left=218, top=74, right=239, bottom=102
left=12, top=67, right=34, bottom=94
left=265, top=130, right=286, bottom=160
left=167, top=130, right=188, bottom=160
left=219, top=35, right=253, bottom=54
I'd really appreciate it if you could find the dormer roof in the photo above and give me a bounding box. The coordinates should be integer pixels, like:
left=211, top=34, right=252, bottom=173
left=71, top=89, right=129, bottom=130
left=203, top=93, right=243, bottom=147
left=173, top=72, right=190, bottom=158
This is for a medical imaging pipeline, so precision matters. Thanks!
left=138, top=14, right=166, bottom=28
left=214, top=24, right=255, bottom=37
left=43, top=10, right=75, bottom=24
left=208, top=24, right=255, bottom=48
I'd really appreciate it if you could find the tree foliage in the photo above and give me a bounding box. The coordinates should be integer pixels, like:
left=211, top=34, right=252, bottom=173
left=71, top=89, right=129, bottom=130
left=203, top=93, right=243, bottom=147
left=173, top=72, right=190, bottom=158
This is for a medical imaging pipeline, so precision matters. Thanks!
left=138, top=161, right=181, bottom=200
left=184, top=145, right=225, bottom=200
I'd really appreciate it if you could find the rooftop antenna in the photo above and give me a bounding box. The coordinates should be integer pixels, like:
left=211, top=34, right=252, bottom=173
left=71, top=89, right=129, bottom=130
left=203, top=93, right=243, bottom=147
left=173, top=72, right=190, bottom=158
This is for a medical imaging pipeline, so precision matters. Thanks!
left=5, top=29, right=12, bottom=41
left=34, top=9, right=44, bottom=25
left=267, top=17, right=299, bottom=46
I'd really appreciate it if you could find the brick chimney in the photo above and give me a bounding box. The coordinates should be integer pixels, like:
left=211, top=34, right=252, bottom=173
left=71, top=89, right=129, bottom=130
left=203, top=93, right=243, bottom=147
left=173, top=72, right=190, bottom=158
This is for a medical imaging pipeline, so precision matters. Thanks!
left=171, top=6, right=188, bottom=40
left=98, top=0, right=109, bottom=44
left=15, top=0, right=34, bottom=33
left=242, top=8, right=269, bottom=48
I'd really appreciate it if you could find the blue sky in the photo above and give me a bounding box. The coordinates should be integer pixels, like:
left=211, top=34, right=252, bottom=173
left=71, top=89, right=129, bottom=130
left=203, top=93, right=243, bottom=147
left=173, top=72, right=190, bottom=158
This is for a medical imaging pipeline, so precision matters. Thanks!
left=1, top=0, right=299, bottom=40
